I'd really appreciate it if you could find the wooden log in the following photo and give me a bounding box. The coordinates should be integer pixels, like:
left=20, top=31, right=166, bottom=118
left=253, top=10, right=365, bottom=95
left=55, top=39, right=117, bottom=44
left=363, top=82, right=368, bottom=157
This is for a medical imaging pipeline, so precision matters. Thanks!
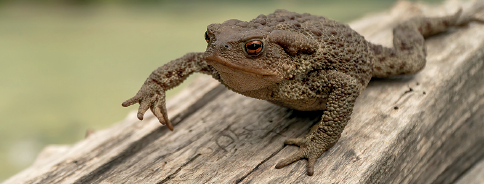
left=4, top=1, right=484, bottom=183
left=455, top=158, right=484, bottom=184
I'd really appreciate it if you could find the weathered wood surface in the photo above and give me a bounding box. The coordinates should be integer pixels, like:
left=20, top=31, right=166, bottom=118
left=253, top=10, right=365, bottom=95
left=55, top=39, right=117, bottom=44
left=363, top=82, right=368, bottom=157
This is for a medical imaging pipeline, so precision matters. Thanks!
left=455, top=157, right=484, bottom=184
left=4, top=1, right=484, bottom=183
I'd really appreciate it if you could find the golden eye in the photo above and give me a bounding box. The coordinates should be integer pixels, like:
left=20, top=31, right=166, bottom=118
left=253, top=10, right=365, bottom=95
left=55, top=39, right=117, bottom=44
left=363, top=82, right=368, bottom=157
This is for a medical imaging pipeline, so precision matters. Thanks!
left=245, top=40, right=263, bottom=55
left=204, top=31, right=210, bottom=43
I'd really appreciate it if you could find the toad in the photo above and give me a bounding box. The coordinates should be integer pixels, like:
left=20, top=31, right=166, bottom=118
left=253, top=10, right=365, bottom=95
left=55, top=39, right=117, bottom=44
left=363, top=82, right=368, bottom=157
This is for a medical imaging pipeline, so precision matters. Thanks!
left=122, top=6, right=483, bottom=175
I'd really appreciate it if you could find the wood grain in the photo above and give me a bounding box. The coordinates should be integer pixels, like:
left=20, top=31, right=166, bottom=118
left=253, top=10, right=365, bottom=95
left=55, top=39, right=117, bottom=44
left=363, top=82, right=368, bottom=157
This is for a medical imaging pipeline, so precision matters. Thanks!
left=455, top=158, right=484, bottom=184
left=4, top=1, right=484, bottom=184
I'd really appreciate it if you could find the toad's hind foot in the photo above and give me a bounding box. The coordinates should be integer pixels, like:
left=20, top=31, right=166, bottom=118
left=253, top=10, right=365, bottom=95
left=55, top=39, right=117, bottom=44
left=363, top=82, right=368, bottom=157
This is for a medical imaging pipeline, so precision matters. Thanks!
left=275, top=137, right=327, bottom=176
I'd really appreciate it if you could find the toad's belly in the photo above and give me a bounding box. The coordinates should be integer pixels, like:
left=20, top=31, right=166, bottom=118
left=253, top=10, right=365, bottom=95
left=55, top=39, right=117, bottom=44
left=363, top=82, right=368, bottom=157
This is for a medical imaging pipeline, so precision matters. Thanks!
left=268, top=98, right=327, bottom=111
left=235, top=86, right=328, bottom=111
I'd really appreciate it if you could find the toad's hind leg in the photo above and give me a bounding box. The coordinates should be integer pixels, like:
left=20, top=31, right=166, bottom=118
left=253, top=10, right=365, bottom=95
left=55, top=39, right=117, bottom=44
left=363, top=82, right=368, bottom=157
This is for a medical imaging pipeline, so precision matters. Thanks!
left=371, top=8, right=480, bottom=78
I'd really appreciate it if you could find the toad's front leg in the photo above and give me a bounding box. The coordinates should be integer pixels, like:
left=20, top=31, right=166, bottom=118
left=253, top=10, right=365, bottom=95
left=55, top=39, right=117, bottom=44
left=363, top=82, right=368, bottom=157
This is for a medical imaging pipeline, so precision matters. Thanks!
left=275, top=71, right=362, bottom=176
left=122, top=52, right=218, bottom=130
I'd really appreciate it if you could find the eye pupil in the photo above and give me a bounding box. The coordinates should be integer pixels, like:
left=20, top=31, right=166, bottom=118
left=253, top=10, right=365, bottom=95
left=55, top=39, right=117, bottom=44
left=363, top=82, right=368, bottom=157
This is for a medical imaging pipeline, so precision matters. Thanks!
left=245, top=40, right=263, bottom=55
left=247, top=43, right=260, bottom=50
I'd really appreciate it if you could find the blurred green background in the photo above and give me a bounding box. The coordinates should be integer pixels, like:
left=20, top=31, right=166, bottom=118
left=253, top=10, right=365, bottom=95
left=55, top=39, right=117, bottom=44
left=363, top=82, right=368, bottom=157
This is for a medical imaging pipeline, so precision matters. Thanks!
left=0, top=0, right=443, bottom=181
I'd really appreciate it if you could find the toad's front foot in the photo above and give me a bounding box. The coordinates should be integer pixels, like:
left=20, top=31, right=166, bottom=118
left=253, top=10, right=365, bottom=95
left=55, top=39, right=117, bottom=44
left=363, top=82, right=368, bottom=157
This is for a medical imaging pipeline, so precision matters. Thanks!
left=275, top=137, right=331, bottom=176
left=122, top=80, right=172, bottom=130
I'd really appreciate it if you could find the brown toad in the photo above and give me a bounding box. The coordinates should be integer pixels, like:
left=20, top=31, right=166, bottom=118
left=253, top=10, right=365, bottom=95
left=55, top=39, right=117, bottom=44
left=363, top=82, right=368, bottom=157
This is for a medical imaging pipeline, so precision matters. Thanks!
left=122, top=8, right=483, bottom=175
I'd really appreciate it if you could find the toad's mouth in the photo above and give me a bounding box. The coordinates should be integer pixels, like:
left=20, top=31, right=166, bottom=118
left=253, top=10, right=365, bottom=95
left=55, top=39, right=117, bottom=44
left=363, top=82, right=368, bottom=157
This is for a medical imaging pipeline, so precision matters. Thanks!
left=204, top=55, right=278, bottom=78
left=204, top=54, right=283, bottom=92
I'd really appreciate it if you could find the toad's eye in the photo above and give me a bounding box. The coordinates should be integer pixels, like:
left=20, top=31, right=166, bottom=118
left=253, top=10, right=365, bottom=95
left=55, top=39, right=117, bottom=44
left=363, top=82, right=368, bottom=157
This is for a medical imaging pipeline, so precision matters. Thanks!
left=204, top=31, right=210, bottom=43
left=245, top=40, right=263, bottom=55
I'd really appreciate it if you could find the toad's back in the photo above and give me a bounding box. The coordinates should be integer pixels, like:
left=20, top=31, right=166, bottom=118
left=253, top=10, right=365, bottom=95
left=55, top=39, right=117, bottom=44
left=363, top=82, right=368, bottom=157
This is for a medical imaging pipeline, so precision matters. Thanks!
left=259, top=10, right=374, bottom=87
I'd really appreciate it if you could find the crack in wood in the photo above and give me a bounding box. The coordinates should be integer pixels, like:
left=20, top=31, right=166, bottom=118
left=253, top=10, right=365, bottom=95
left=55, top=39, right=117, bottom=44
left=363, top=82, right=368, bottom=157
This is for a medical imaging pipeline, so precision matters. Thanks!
left=157, top=154, right=201, bottom=184
left=27, top=131, right=136, bottom=184
left=73, top=128, right=168, bottom=184
left=366, top=50, right=484, bottom=184
left=235, top=146, right=285, bottom=184
left=451, top=147, right=484, bottom=184
left=71, top=84, right=226, bottom=184
left=432, top=109, right=484, bottom=184
left=446, top=144, right=484, bottom=184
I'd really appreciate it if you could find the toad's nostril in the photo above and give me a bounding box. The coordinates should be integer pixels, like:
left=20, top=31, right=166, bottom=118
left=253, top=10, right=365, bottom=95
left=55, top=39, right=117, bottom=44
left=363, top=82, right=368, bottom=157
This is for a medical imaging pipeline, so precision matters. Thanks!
left=224, top=45, right=229, bottom=48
